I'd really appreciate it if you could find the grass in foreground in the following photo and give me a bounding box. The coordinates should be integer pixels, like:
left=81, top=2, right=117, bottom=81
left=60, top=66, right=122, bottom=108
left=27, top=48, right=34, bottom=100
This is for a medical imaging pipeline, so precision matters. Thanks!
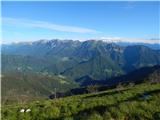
left=2, top=83, right=160, bottom=120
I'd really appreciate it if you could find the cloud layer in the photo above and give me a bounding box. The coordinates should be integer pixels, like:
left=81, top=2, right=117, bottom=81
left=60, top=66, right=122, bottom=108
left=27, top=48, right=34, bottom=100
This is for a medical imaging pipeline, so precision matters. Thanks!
left=2, top=17, right=159, bottom=44
left=99, top=37, right=160, bottom=44
left=2, top=17, right=98, bottom=33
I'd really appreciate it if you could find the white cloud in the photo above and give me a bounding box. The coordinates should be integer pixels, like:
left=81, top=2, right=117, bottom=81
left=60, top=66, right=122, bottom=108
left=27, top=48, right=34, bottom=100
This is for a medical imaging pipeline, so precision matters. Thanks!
left=2, top=17, right=98, bottom=33
left=2, top=17, right=159, bottom=44
left=99, top=37, right=160, bottom=44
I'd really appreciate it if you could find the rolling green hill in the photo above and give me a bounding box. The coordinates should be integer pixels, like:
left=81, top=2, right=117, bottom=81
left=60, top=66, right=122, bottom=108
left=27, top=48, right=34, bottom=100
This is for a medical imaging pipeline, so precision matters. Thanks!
left=2, top=65, right=160, bottom=120
left=1, top=71, right=78, bottom=104
left=2, top=83, right=160, bottom=120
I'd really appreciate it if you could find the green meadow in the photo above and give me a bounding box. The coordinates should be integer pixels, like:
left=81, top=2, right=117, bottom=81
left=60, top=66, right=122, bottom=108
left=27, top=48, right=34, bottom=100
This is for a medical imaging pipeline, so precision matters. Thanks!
left=2, top=83, right=160, bottom=120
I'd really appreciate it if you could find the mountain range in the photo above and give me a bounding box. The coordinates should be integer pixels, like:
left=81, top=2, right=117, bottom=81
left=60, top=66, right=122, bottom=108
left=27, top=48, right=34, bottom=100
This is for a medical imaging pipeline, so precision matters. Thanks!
left=2, top=39, right=160, bottom=98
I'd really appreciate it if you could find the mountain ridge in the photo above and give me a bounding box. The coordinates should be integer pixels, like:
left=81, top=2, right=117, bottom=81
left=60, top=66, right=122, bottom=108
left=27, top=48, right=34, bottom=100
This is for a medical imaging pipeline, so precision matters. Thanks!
left=2, top=38, right=160, bottom=49
left=2, top=39, right=160, bottom=79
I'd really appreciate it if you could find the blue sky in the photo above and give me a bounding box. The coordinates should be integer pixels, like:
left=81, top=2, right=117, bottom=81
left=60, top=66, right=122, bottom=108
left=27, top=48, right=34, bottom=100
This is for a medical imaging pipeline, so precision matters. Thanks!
left=1, top=1, right=160, bottom=43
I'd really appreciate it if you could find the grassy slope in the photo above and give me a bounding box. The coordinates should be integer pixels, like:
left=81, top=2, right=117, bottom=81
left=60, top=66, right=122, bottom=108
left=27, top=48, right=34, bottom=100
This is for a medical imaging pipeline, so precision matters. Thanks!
left=2, top=83, right=160, bottom=120
left=2, top=71, right=78, bottom=103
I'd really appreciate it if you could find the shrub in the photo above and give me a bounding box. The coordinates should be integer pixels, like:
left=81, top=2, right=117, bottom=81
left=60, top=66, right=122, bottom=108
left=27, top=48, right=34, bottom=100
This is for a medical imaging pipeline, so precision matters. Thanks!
left=87, top=85, right=98, bottom=93
left=86, top=112, right=103, bottom=120
left=103, top=110, right=113, bottom=120
left=46, top=106, right=60, bottom=119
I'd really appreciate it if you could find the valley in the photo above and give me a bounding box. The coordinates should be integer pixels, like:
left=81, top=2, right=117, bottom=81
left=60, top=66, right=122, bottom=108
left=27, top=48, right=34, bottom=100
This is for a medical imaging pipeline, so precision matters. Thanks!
left=2, top=39, right=160, bottom=101
left=1, top=39, right=160, bottom=119
left=2, top=1, right=160, bottom=120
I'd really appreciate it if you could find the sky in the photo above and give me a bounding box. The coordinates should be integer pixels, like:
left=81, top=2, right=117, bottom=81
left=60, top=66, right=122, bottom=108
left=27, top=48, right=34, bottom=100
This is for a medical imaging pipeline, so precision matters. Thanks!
left=1, top=1, right=160, bottom=43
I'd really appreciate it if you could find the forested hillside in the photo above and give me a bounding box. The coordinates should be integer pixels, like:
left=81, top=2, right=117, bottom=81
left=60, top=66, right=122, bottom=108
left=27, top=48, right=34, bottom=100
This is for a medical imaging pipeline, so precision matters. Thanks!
left=2, top=40, right=160, bottom=80
left=2, top=39, right=160, bottom=101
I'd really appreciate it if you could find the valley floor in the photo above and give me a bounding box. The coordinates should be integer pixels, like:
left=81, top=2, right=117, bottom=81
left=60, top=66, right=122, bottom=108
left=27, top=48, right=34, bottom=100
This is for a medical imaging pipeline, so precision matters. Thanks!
left=2, top=83, right=160, bottom=120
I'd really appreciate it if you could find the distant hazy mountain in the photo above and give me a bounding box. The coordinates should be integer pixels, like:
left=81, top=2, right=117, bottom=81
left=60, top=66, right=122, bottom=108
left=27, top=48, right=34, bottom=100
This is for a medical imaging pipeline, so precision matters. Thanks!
left=2, top=39, right=160, bottom=81
left=116, top=42, right=160, bottom=50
